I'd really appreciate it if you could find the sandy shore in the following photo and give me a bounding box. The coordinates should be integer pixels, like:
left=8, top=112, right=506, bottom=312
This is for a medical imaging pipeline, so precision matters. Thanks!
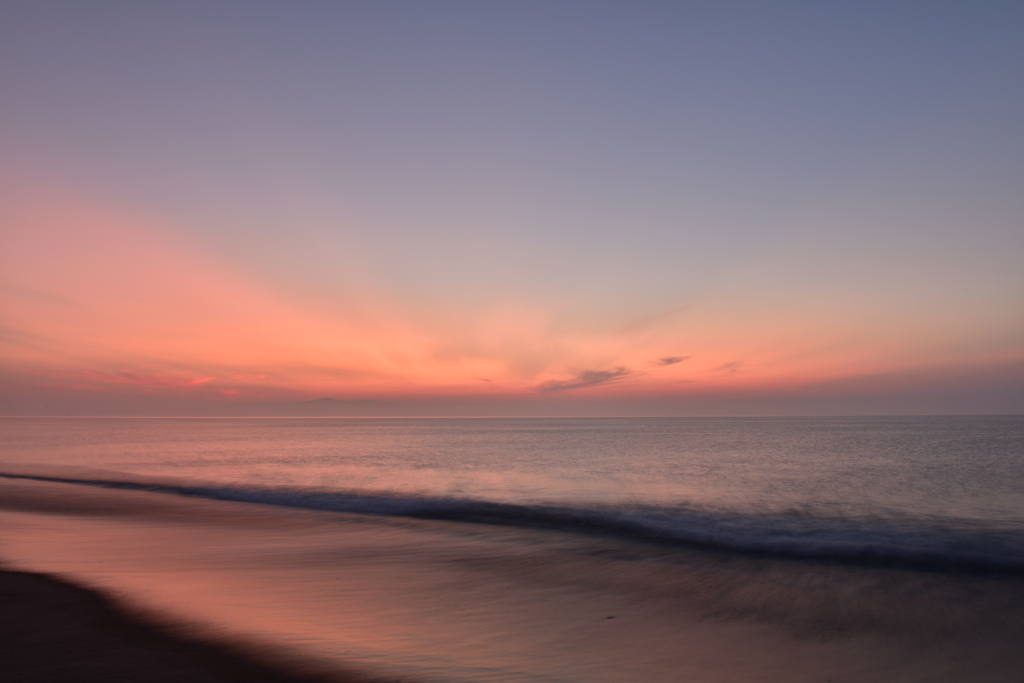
left=0, top=567, right=396, bottom=683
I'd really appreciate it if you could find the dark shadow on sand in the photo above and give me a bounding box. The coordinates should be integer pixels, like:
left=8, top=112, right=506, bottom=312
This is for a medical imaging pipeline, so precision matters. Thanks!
left=0, top=568, right=400, bottom=683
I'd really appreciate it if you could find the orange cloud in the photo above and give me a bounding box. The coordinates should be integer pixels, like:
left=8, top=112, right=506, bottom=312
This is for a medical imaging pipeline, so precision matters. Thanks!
left=2, top=186, right=1021, bottom=408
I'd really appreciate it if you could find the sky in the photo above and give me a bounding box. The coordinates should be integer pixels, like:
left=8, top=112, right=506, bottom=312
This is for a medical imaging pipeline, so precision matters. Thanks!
left=1, top=0, right=1022, bottom=416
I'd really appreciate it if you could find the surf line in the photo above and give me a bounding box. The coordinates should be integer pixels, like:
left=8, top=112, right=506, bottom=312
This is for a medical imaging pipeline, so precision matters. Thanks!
left=2, top=471, right=1022, bottom=575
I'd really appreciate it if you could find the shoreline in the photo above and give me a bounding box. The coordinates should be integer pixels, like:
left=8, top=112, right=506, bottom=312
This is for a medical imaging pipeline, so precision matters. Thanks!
left=0, top=567, right=396, bottom=683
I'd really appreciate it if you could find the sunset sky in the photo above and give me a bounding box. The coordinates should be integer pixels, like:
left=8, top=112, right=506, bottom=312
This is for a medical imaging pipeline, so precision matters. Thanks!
left=2, top=1, right=1022, bottom=416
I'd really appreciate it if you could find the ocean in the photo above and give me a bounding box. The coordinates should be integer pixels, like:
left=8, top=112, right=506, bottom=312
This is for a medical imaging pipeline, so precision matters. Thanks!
left=1, top=415, right=1023, bottom=682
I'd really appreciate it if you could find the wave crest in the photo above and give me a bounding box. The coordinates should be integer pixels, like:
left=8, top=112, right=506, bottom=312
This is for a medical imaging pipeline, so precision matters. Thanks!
left=3, top=470, right=1023, bottom=573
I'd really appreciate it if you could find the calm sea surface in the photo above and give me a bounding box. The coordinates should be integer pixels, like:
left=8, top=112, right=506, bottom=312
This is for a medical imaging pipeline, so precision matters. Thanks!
left=2, top=416, right=1023, bottom=682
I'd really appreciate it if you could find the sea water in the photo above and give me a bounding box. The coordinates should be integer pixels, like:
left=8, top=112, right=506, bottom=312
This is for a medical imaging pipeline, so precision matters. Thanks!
left=1, top=416, right=1023, bottom=682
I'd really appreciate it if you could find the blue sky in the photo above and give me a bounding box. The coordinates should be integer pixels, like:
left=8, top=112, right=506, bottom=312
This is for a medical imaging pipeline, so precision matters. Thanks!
left=1, top=1, right=1022, bottom=415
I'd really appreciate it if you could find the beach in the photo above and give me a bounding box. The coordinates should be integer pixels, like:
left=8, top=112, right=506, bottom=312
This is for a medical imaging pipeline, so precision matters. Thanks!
left=2, top=416, right=1023, bottom=682
left=0, top=567, right=394, bottom=683
left=2, top=471, right=1024, bottom=682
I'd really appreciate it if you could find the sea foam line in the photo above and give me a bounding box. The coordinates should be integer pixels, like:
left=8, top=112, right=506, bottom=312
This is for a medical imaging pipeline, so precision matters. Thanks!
left=2, top=471, right=1023, bottom=573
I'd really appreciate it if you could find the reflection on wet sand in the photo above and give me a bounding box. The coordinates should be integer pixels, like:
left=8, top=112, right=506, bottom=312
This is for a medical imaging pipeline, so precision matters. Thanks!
left=0, top=568, right=392, bottom=683
left=2, top=478, right=1023, bottom=683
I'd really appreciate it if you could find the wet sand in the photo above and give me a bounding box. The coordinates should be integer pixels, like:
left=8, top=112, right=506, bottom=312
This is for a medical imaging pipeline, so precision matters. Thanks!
left=0, top=567, right=397, bottom=683
left=3, top=476, right=1024, bottom=682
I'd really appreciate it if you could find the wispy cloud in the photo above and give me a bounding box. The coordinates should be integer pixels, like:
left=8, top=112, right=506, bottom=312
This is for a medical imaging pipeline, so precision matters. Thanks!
left=618, top=306, right=695, bottom=333
left=0, top=282, right=78, bottom=307
left=535, top=367, right=633, bottom=393
left=654, top=355, right=690, bottom=366
left=0, top=325, right=53, bottom=350
left=711, top=361, right=741, bottom=373
left=42, top=368, right=218, bottom=391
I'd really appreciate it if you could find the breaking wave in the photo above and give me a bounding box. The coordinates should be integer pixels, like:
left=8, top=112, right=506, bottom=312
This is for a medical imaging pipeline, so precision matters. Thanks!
left=3, top=470, right=1023, bottom=573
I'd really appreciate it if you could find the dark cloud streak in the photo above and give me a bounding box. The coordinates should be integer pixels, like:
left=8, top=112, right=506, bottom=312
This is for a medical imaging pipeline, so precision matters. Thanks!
left=535, top=367, right=633, bottom=393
